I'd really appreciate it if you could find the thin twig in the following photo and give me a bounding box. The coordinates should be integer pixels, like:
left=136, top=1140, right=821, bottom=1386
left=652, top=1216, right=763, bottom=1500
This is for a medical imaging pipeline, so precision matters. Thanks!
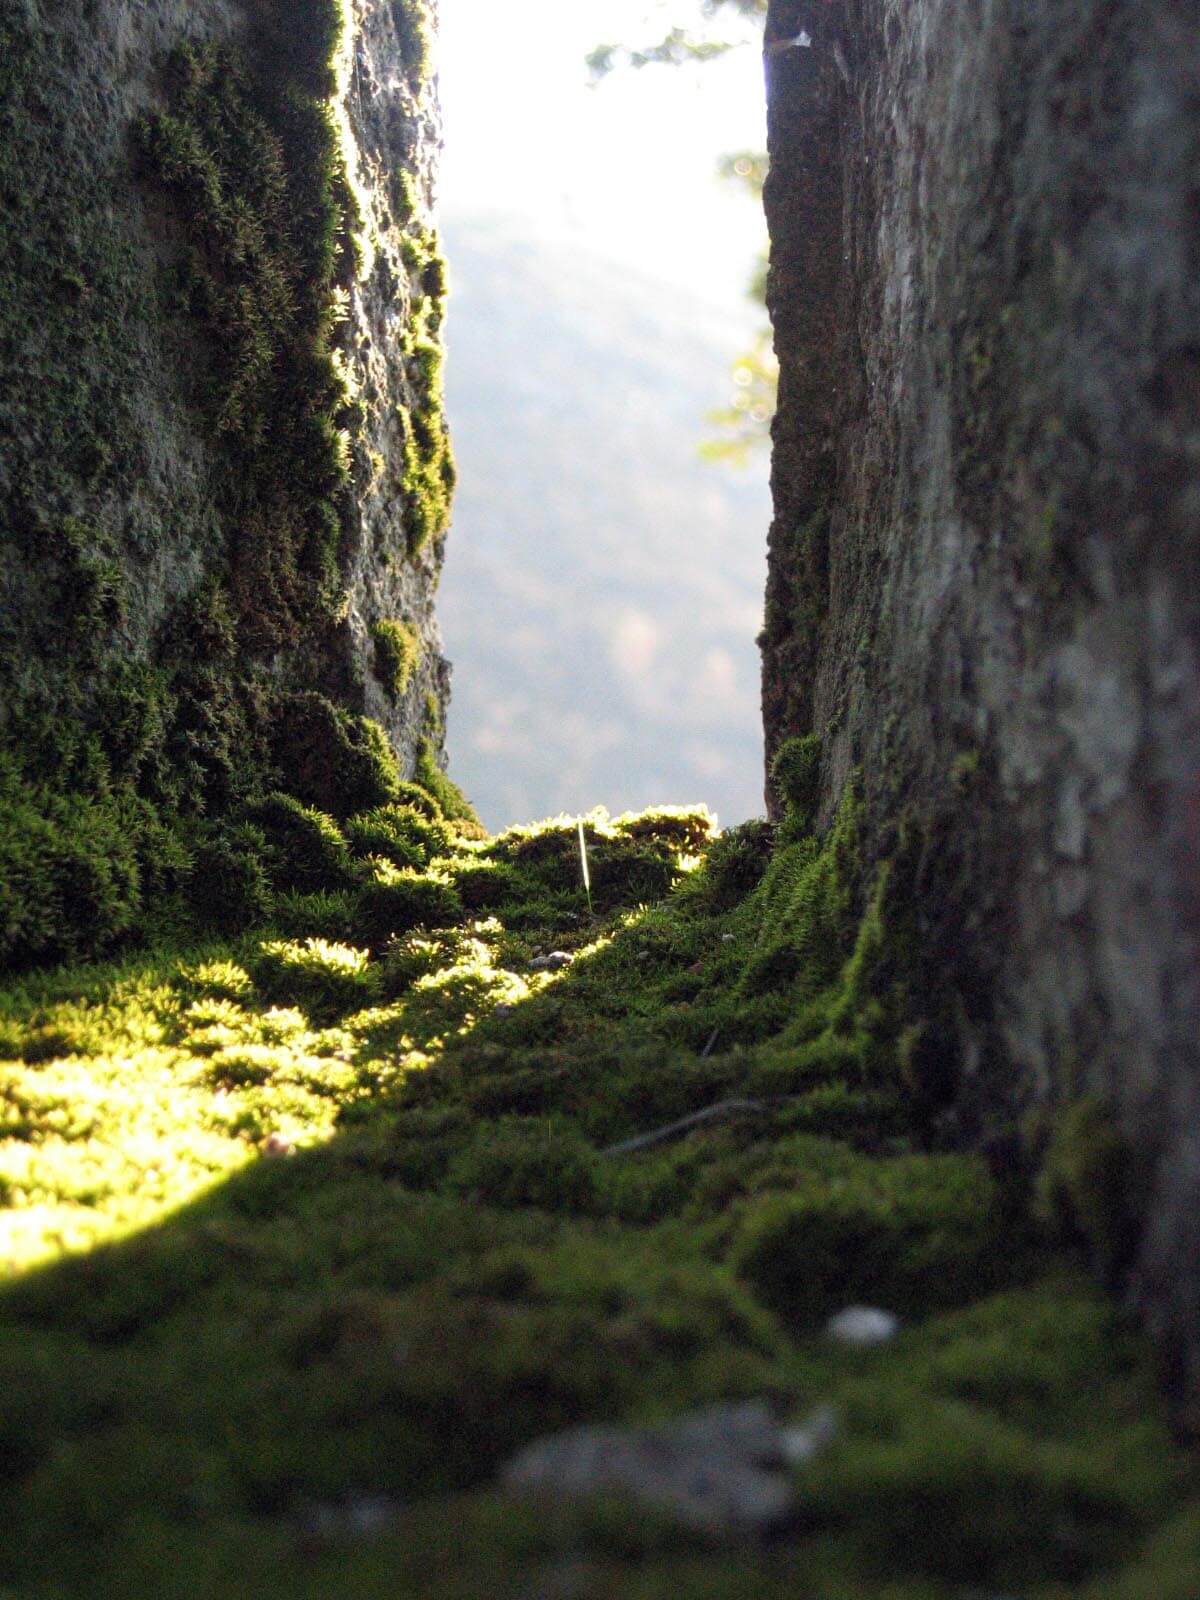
left=700, top=1026, right=721, bottom=1059
left=598, top=1099, right=768, bottom=1158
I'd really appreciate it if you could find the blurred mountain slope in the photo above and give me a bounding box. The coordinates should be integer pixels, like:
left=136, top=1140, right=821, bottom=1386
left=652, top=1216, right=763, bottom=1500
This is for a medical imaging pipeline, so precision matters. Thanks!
left=438, top=209, right=770, bottom=829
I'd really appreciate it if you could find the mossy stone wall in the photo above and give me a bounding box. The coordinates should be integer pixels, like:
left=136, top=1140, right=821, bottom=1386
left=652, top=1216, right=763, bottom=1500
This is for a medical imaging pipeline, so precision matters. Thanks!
left=0, top=0, right=456, bottom=966
left=761, top=0, right=1200, bottom=1417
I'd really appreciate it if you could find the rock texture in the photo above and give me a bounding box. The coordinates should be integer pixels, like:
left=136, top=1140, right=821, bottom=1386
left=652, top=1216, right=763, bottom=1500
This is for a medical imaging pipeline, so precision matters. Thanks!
left=0, top=0, right=452, bottom=820
left=502, top=1400, right=838, bottom=1536
left=761, top=0, right=1200, bottom=1414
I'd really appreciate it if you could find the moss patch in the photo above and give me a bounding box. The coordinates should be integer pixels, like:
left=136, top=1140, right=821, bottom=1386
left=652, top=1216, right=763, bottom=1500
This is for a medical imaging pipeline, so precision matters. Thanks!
left=138, top=27, right=358, bottom=648
left=370, top=619, right=422, bottom=698
left=0, top=789, right=1194, bottom=1596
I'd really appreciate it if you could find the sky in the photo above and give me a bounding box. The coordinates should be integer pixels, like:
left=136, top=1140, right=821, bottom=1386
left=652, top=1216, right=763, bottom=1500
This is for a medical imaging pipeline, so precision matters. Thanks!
left=437, top=0, right=767, bottom=303
left=433, top=0, right=773, bottom=830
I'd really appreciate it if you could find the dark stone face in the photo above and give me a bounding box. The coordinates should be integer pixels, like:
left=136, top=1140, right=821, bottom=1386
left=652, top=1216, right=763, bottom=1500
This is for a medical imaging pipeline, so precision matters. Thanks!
left=761, top=0, right=1200, bottom=1418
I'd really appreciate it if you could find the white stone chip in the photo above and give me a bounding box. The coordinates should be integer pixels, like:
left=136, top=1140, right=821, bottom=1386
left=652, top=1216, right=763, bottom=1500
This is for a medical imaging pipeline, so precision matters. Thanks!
left=825, top=1306, right=900, bottom=1347
left=501, top=1399, right=837, bottom=1536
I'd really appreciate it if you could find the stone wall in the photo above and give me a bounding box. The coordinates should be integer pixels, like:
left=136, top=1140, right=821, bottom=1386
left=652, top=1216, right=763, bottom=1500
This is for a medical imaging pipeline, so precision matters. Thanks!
left=761, top=0, right=1200, bottom=1415
left=0, top=0, right=451, bottom=830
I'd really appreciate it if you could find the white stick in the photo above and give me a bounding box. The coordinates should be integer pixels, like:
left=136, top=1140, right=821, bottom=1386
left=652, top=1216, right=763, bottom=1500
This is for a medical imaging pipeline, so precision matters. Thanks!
left=578, top=818, right=593, bottom=916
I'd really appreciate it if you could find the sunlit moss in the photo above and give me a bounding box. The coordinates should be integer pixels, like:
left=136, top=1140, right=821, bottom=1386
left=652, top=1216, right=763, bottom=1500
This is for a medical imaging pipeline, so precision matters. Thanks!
left=0, top=794, right=1194, bottom=1595
left=370, top=618, right=423, bottom=698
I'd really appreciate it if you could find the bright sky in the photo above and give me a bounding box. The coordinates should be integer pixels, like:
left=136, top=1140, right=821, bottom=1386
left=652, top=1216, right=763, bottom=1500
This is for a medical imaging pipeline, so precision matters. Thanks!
left=436, top=0, right=767, bottom=307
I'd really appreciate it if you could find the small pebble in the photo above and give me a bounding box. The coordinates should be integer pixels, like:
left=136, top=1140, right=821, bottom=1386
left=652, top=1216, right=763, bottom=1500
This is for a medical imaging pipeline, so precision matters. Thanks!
left=530, top=951, right=573, bottom=972
left=826, top=1306, right=900, bottom=1347
left=721, top=933, right=736, bottom=943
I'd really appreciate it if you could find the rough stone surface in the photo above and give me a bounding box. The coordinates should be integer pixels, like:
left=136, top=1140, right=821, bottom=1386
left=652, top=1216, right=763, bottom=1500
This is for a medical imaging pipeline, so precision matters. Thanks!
left=761, top=0, right=1200, bottom=1412
left=0, top=0, right=450, bottom=784
left=501, top=1400, right=837, bottom=1536
left=338, top=0, right=453, bottom=759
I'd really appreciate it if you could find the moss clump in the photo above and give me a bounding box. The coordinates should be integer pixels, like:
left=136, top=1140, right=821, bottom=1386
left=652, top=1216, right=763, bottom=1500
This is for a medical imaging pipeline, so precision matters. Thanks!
left=446, top=1119, right=599, bottom=1213
left=0, top=767, right=142, bottom=970
left=1038, top=1095, right=1140, bottom=1285
left=355, top=868, right=463, bottom=952
left=395, top=235, right=455, bottom=558
left=398, top=390, right=456, bottom=555
left=392, top=0, right=434, bottom=82
left=696, top=818, right=775, bottom=911
left=252, top=792, right=354, bottom=894
left=187, top=822, right=275, bottom=935
left=345, top=803, right=449, bottom=870
left=249, top=937, right=378, bottom=1023
left=733, top=1150, right=1005, bottom=1326
left=273, top=693, right=401, bottom=821
left=770, top=733, right=822, bottom=831
left=370, top=618, right=422, bottom=698
left=415, top=740, right=484, bottom=833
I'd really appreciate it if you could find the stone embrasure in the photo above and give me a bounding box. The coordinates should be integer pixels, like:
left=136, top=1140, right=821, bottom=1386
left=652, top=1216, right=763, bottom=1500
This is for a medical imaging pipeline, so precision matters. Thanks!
left=0, top=0, right=455, bottom=971
left=760, top=0, right=1200, bottom=1418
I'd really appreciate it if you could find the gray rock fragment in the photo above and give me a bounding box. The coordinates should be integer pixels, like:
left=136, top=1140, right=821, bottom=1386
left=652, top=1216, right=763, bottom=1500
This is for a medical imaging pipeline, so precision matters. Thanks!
left=501, top=1399, right=836, bottom=1536
left=826, top=1306, right=900, bottom=1347
left=530, top=951, right=573, bottom=972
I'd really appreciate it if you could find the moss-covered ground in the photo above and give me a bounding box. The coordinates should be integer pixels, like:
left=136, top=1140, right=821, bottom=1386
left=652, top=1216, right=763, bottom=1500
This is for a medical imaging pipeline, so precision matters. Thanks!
left=1, top=775, right=1197, bottom=1598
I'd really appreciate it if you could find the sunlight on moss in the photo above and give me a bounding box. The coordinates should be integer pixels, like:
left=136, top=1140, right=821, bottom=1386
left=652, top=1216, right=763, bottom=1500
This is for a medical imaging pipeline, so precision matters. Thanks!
left=0, top=792, right=1195, bottom=1597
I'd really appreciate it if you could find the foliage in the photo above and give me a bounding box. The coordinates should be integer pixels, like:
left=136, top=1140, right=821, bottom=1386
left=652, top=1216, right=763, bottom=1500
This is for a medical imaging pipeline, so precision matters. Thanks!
left=588, top=1, right=775, bottom=462
left=586, top=0, right=767, bottom=79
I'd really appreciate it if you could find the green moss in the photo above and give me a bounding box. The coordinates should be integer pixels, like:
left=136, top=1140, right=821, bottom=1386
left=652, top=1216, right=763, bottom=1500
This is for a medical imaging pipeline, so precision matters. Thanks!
left=370, top=618, right=422, bottom=698
left=0, top=765, right=142, bottom=970
left=392, top=0, right=434, bottom=82
left=415, top=740, right=484, bottom=833
left=251, top=792, right=354, bottom=894
left=446, top=1119, right=599, bottom=1213
left=0, top=0, right=436, bottom=974
left=732, top=1150, right=1006, bottom=1327
left=138, top=31, right=357, bottom=648
left=187, top=821, right=274, bottom=935
left=249, top=937, right=378, bottom=1023
left=344, top=803, right=450, bottom=870
left=273, top=693, right=401, bottom=821
left=395, top=235, right=455, bottom=558
left=0, top=785, right=1195, bottom=1597
left=398, top=382, right=456, bottom=556
left=770, top=733, right=822, bottom=829
left=355, top=867, right=463, bottom=952
left=1037, top=1095, right=1141, bottom=1285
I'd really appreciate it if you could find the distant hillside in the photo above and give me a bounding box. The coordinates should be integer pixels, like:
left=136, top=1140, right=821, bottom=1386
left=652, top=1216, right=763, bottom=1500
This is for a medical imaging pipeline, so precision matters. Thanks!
left=437, top=209, right=770, bottom=830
